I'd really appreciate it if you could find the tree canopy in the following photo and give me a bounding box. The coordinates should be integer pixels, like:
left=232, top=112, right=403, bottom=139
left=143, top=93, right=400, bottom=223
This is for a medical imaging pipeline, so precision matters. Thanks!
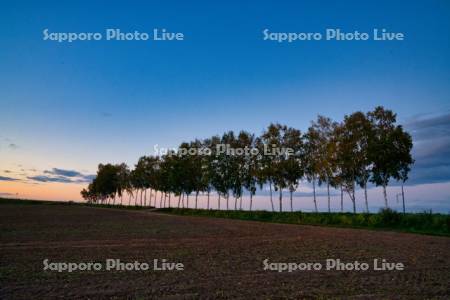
left=82, top=107, right=414, bottom=213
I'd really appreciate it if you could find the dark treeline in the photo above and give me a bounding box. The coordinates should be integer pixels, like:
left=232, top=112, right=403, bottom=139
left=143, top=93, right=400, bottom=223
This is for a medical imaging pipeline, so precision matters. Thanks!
left=81, top=106, right=413, bottom=213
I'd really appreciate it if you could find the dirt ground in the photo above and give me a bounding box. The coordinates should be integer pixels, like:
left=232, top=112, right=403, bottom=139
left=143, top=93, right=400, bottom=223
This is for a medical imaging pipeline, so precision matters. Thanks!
left=0, top=203, right=449, bottom=299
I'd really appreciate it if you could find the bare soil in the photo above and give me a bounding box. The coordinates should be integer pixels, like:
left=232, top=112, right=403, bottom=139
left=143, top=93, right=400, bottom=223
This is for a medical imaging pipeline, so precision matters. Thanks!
left=0, top=203, right=449, bottom=299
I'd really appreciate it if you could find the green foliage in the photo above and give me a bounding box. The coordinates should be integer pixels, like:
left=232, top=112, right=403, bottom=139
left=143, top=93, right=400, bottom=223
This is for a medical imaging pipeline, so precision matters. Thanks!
left=157, top=208, right=450, bottom=236
left=81, top=106, right=415, bottom=214
left=378, top=208, right=401, bottom=226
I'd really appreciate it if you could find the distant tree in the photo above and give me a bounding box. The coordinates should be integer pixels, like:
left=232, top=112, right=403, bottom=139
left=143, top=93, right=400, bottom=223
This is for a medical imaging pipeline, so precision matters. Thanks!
left=202, top=137, right=216, bottom=209
left=81, top=181, right=98, bottom=203
left=255, top=136, right=273, bottom=211
left=93, top=163, right=121, bottom=204
left=345, top=112, right=373, bottom=212
left=116, top=163, right=130, bottom=205
left=220, top=131, right=237, bottom=210
left=278, top=126, right=303, bottom=212
left=304, top=126, right=321, bottom=212
left=282, top=128, right=303, bottom=212
left=164, top=151, right=184, bottom=208
left=209, top=135, right=226, bottom=209
left=334, top=115, right=364, bottom=214
left=239, top=132, right=258, bottom=211
left=231, top=131, right=254, bottom=210
left=134, top=158, right=150, bottom=206
left=311, top=116, right=338, bottom=212
left=179, top=142, right=198, bottom=208
left=328, top=129, right=344, bottom=212
left=129, top=168, right=140, bottom=206
left=392, top=126, right=414, bottom=213
left=368, top=106, right=413, bottom=208
left=260, top=124, right=283, bottom=212
left=185, top=140, right=204, bottom=209
left=258, top=125, right=283, bottom=212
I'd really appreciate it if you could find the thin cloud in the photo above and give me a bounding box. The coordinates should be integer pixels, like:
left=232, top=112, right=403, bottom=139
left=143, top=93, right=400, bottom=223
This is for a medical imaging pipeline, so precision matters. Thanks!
left=44, top=168, right=83, bottom=177
left=27, top=175, right=74, bottom=183
left=405, top=113, right=450, bottom=131
left=0, top=176, right=19, bottom=181
left=403, top=112, right=450, bottom=185
left=27, top=168, right=95, bottom=184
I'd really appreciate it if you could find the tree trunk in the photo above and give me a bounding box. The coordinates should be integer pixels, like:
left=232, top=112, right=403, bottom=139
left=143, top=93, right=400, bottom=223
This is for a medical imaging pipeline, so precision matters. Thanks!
left=160, top=192, right=163, bottom=208
left=144, top=189, right=147, bottom=206
left=128, top=193, right=131, bottom=206
left=140, top=189, right=143, bottom=206
left=178, top=194, right=181, bottom=208
left=218, top=193, right=221, bottom=210
left=383, top=183, right=388, bottom=208
left=340, top=185, right=343, bottom=212
left=226, top=193, right=229, bottom=210
left=234, top=196, right=237, bottom=210
left=168, top=193, right=171, bottom=208
left=327, top=182, right=330, bottom=213
left=207, top=191, right=210, bottom=210
left=250, top=193, right=253, bottom=211
left=239, top=196, right=242, bottom=210
left=195, top=191, right=199, bottom=209
left=401, top=183, right=405, bottom=214
left=269, top=182, right=274, bottom=212
left=290, top=190, right=293, bottom=212
left=181, top=193, right=185, bottom=208
left=352, top=185, right=356, bottom=213
left=279, top=189, right=282, bottom=212
left=313, top=178, right=317, bottom=212
left=187, top=194, right=189, bottom=208
left=364, top=182, right=368, bottom=213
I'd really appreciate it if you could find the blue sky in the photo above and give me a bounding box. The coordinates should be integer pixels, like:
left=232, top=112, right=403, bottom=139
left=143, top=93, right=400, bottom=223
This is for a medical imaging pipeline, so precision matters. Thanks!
left=0, top=0, right=449, bottom=211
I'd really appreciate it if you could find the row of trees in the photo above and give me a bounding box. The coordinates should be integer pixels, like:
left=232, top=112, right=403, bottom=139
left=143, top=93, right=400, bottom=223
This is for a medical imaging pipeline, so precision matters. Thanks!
left=81, top=106, right=414, bottom=213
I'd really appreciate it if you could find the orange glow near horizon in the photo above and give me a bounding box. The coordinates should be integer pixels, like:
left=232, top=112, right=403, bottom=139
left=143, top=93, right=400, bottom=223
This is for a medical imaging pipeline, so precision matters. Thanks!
left=0, top=181, right=87, bottom=201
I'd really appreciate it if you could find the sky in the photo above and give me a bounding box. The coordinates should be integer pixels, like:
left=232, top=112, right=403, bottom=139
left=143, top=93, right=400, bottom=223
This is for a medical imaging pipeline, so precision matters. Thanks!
left=0, top=0, right=449, bottom=212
